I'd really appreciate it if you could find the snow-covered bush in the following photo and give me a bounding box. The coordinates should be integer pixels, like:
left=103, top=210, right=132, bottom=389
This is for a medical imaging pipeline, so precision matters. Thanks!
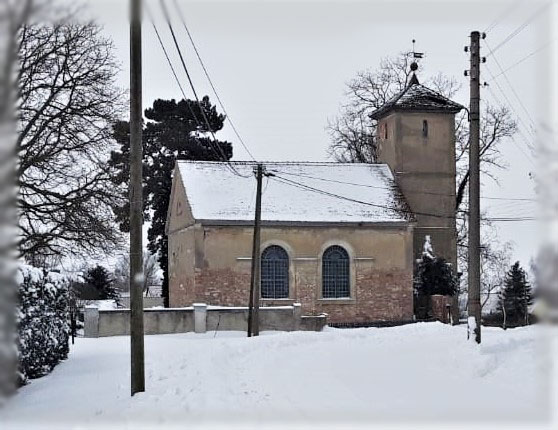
left=16, top=265, right=70, bottom=384
left=414, top=236, right=459, bottom=297
left=414, top=236, right=459, bottom=319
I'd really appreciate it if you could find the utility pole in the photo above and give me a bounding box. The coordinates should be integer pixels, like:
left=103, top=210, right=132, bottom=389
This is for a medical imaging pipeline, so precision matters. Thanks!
left=524, top=283, right=529, bottom=326
left=247, top=164, right=263, bottom=337
left=129, top=0, right=145, bottom=395
left=467, top=30, right=482, bottom=344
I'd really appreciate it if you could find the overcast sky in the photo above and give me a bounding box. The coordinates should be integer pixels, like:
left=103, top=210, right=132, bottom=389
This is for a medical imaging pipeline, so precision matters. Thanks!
left=84, top=0, right=556, bottom=269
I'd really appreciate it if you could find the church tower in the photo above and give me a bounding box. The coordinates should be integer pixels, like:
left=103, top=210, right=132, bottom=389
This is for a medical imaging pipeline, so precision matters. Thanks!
left=371, top=64, right=464, bottom=268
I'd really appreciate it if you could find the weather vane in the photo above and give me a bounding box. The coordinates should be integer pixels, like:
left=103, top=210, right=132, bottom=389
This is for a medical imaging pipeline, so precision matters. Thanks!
left=411, top=39, right=424, bottom=59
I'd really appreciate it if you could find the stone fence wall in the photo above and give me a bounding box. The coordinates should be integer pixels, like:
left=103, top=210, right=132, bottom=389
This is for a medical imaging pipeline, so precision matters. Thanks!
left=84, top=303, right=327, bottom=337
left=118, top=296, right=164, bottom=309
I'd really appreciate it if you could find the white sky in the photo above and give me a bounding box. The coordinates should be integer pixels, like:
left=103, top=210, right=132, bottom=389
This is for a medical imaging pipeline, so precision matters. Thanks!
left=84, top=0, right=556, bottom=269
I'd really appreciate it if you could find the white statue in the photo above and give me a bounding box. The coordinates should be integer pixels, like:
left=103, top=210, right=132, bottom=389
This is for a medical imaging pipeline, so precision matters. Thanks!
left=423, top=235, right=435, bottom=259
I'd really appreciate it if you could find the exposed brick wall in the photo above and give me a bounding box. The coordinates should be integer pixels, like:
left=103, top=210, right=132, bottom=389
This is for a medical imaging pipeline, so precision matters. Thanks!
left=194, top=268, right=251, bottom=306
left=168, top=224, right=415, bottom=324
left=171, top=266, right=412, bottom=325
left=313, top=270, right=413, bottom=324
left=431, top=294, right=453, bottom=323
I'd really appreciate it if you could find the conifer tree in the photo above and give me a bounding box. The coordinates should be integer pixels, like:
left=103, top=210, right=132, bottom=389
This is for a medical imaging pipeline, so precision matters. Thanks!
left=499, top=261, right=533, bottom=326
left=414, top=236, right=459, bottom=297
left=109, top=97, right=232, bottom=307
left=414, top=236, right=459, bottom=319
left=84, top=265, right=119, bottom=303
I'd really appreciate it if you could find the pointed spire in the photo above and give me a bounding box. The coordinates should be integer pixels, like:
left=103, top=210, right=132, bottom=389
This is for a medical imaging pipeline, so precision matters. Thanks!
left=408, top=61, right=419, bottom=86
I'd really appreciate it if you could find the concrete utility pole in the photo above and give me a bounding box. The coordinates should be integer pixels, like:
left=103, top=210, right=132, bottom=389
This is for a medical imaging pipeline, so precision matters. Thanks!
left=467, top=30, right=482, bottom=344
left=247, top=164, right=263, bottom=337
left=129, top=0, right=145, bottom=395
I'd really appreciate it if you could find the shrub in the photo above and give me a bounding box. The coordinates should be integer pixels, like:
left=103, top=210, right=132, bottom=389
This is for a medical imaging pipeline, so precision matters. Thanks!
left=16, top=265, right=70, bottom=384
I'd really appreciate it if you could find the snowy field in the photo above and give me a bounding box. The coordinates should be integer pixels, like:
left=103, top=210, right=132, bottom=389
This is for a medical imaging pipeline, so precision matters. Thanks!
left=1, top=323, right=556, bottom=429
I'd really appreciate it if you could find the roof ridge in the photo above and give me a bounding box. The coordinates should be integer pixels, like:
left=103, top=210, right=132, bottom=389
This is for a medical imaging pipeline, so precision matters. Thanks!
left=369, top=81, right=465, bottom=120
left=176, top=160, right=390, bottom=167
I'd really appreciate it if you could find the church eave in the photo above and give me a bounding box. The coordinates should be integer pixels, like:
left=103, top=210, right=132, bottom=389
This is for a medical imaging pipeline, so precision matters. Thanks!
left=194, top=219, right=416, bottom=228
left=370, top=105, right=464, bottom=120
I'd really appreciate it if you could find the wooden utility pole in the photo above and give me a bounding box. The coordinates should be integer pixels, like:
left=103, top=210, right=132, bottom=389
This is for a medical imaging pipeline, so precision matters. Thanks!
left=524, top=283, right=529, bottom=326
left=247, top=164, right=263, bottom=337
left=467, top=30, right=482, bottom=344
left=130, top=0, right=145, bottom=395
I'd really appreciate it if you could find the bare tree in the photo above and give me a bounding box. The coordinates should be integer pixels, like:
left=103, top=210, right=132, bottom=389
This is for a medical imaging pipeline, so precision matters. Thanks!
left=455, top=104, right=517, bottom=212
left=114, top=251, right=161, bottom=296
left=327, top=53, right=414, bottom=163
left=456, top=218, right=513, bottom=314
left=330, top=53, right=518, bottom=317
left=16, top=15, right=126, bottom=261
left=480, top=236, right=512, bottom=312
left=328, top=52, right=516, bottom=217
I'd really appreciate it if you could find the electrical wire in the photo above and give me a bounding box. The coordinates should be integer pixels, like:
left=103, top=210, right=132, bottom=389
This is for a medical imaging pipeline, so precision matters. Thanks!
left=485, top=83, right=537, bottom=168
left=158, top=0, right=251, bottom=178
left=145, top=3, right=200, bottom=124
left=484, top=0, right=523, bottom=34
left=171, top=0, right=257, bottom=162
left=270, top=174, right=538, bottom=223
left=485, top=40, right=536, bottom=129
left=488, top=39, right=555, bottom=82
left=271, top=174, right=454, bottom=221
left=483, top=60, right=536, bottom=146
left=270, top=168, right=537, bottom=202
left=486, top=1, right=552, bottom=57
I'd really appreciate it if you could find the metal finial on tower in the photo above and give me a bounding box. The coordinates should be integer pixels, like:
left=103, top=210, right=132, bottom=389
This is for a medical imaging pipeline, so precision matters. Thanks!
left=408, top=39, right=423, bottom=86
left=411, top=39, right=424, bottom=59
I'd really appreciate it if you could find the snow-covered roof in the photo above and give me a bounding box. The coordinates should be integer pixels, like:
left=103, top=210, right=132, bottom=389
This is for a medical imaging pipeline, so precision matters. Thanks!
left=370, top=76, right=465, bottom=120
left=176, top=161, right=413, bottom=225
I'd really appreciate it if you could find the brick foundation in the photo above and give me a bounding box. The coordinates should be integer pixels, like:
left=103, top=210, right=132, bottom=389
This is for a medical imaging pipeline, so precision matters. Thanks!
left=170, top=266, right=413, bottom=325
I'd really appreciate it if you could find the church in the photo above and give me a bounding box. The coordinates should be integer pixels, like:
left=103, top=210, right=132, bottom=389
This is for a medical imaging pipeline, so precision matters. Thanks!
left=165, top=72, right=464, bottom=325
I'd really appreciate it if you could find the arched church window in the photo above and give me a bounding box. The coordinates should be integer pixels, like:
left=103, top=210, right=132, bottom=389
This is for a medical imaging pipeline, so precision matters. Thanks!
left=260, top=245, right=289, bottom=299
left=322, top=245, right=350, bottom=298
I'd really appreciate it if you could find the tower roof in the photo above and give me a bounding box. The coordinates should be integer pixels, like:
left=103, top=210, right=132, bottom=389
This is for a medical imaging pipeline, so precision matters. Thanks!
left=370, top=74, right=465, bottom=120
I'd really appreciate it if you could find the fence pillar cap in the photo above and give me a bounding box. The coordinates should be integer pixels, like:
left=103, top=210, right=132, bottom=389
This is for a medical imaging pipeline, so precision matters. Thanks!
left=193, top=303, right=207, bottom=308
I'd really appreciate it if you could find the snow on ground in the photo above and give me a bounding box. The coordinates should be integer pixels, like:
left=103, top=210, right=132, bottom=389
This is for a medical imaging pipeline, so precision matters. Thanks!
left=0, top=323, right=555, bottom=428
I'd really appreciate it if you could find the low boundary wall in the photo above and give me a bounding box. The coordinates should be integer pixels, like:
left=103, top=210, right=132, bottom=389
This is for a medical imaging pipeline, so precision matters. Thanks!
left=118, top=296, right=164, bottom=309
left=84, top=303, right=327, bottom=337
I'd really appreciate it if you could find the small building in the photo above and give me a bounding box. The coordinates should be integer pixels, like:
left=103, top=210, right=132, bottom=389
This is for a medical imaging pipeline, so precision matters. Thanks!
left=166, top=72, right=464, bottom=325
left=166, top=161, right=415, bottom=324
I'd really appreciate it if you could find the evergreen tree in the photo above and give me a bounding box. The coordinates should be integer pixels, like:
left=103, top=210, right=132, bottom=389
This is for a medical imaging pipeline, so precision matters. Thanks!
left=499, top=261, right=533, bottom=325
left=414, top=236, right=459, bottom=319
left=414, top=254, right=459, bottom=297
left=109, top=97, right=232, bottom=307
left=414, top=236, right=459, bottom=297
left=84, top=265, right=119, bottom=302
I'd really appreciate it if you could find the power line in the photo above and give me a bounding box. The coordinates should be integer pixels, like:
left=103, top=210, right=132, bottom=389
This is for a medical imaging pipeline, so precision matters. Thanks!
left=271, top=174, right=537, bottom=223
left=487, top=2, right=552, bottom=57
left=488, top=39, right=555, bottom=82
left=145, top=3, right=197, bottom=119
left=148, top=7, right=224, bottom=166
left=485, top=83, right=537, bottom=168
left=270, top=168, right=537, bottom=202
left=483, top=58, right=537, bottom=151
left=158, top=0, right=250, bottom=178
left=485, top=40, right=536, bottom=129
left=484, top=0, right=523, bottom=33
left=171, top=0, right=256, bottom=162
